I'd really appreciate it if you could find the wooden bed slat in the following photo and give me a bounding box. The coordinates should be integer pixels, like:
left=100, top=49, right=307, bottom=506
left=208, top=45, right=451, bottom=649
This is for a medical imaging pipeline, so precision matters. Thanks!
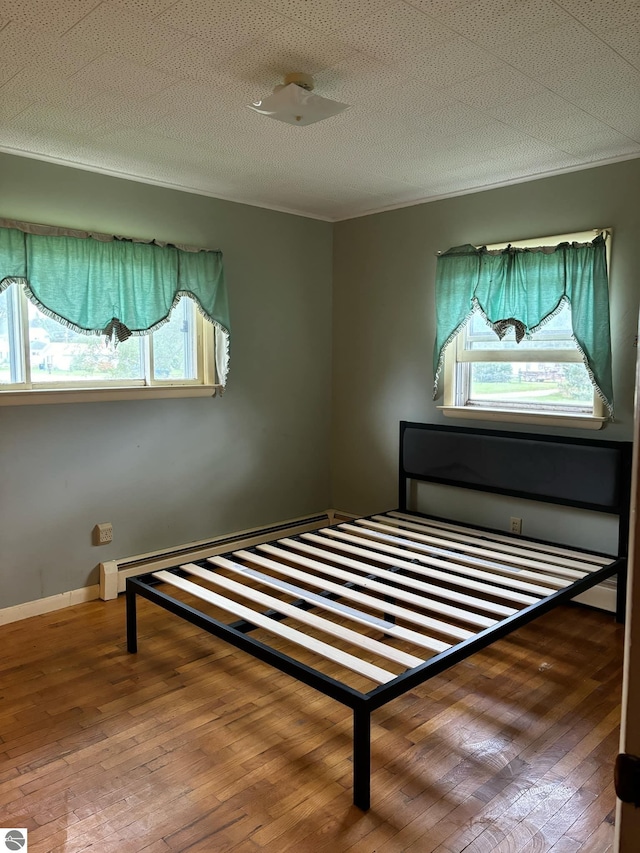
left=339, top=524, right=573, bottom=595
left=229, top=548, right=456, bottom=651
left=278, top=538, right=496, bottom=630
left=354, top=519, right=581, bottom=586
left=184, top=562, right=424, bottom=670
left=375, top=515, right=600, bottom=575
left=153, top=570, right=396, bottom=684
left=316, top=529, right=543, bottom=602
left=299, top=532, right=519, bottom=617
left=388, top=512, right=609, bottom=566
left=207, top=557, right=445, bottom=656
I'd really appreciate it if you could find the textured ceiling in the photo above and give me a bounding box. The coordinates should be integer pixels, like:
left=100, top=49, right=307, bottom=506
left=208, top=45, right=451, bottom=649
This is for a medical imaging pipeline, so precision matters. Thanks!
left=1, top=0, right=639, bottom=220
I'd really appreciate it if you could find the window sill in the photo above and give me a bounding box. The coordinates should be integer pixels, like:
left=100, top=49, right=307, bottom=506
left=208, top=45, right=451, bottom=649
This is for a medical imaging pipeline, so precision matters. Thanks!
left=0, top=385, right=222, bottom=406
left=438, top=405, right=606, bottom=430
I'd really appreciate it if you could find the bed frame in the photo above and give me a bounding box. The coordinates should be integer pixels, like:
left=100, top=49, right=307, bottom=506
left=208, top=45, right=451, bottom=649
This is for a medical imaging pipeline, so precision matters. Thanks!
left=126, top=422, right=632, bottom=810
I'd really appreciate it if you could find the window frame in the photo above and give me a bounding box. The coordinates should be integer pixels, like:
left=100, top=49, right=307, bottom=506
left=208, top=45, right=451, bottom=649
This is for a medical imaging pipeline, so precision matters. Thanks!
left=438, top=228, right=610, bottom=431
left=0, top=284, right=221, bottom=406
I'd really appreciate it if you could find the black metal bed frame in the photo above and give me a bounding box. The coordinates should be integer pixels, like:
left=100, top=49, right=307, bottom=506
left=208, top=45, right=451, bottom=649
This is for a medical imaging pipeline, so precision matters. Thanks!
left=126, top=422, right=633, bottom=810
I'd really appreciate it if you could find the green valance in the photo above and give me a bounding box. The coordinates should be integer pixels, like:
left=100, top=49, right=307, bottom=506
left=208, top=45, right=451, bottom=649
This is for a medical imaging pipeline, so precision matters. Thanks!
left=0, top=218, right=230, bottom=387
left=433, top=234, right=613, bottom=415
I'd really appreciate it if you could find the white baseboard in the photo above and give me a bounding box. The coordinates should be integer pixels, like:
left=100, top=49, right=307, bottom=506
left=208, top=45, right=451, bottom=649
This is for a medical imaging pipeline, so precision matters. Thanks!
left=0, top=584, right=100, bottom=626
left=574, top=580, right=617, bottom=613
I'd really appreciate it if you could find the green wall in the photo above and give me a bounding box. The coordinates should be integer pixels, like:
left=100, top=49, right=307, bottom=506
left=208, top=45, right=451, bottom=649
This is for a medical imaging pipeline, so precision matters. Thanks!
left=331, top=158, right=640, bottom=542
left=3, top=152, right=640, bottom=607
left=0, top=154, right=333, bottom=608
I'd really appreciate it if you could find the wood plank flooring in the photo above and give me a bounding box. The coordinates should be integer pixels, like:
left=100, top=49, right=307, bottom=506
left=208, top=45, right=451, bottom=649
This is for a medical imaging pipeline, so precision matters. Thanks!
left=0, top=597, right=622, bottom=852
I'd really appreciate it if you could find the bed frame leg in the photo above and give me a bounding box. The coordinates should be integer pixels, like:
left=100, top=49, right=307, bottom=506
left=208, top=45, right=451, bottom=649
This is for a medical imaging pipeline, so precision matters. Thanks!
left=616, top=564, right=627, bottom=624
left=353, top=706, right=371, bottom=811
left=126, top=582, right=138, bottom=653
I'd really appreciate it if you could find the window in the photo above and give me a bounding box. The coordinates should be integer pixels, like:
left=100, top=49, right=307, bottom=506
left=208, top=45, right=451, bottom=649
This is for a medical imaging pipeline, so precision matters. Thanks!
left=435, top=230, right=611, bottom=430
left=0, top=218, right=230, bottom=405
left=0, top=284, right=216, bottom=403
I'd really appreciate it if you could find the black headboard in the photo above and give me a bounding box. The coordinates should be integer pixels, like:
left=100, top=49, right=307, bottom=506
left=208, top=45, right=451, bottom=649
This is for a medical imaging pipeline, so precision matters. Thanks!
left=399, top=423, right=632, bottom=551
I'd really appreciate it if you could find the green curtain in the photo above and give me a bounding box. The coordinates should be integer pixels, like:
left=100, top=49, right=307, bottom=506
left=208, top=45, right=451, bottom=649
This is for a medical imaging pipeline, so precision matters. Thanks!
left=432, top=235, right=613, bottom=415
left=0, top=221, right=230, bottom=386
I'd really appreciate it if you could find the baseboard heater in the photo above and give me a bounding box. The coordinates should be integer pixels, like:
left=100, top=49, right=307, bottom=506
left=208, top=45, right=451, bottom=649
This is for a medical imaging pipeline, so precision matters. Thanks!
left=99, top=510, right=356, bottom=601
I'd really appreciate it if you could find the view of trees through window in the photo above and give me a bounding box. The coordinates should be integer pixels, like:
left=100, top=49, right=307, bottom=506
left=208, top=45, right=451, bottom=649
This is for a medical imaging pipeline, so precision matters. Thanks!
left=468, top=361, right=594, bottom=410
left=0, top=284, right=198, bottom=385
left=463, top=305, right=594, bottom=412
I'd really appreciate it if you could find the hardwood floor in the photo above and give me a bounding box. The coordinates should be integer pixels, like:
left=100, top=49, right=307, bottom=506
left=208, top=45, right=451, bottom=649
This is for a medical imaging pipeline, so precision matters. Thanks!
left=0, top=597, right=622, bottom=852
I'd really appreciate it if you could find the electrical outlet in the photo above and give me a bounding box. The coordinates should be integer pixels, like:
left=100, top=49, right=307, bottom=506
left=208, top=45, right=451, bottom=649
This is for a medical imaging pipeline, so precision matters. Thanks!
left=93, top=522, right=113, bottom=546
left=509, top=516, right=522, bottom=535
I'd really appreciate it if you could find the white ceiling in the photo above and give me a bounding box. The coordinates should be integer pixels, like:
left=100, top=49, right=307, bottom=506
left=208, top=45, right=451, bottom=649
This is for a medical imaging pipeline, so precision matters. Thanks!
left=1, top=0, right=639, bottom=221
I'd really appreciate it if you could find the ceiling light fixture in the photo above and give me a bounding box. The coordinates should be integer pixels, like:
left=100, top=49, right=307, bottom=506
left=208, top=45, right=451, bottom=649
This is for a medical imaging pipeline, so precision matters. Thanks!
left=247, top=72, right=349, bottom=127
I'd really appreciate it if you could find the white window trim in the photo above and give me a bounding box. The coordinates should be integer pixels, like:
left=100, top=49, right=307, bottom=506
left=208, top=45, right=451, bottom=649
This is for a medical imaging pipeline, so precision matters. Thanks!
left=0, top=288, right=221, bottom=405
left=0, top=384, right=223, bottom=406
left=438, top=228, right=610, bottom=430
